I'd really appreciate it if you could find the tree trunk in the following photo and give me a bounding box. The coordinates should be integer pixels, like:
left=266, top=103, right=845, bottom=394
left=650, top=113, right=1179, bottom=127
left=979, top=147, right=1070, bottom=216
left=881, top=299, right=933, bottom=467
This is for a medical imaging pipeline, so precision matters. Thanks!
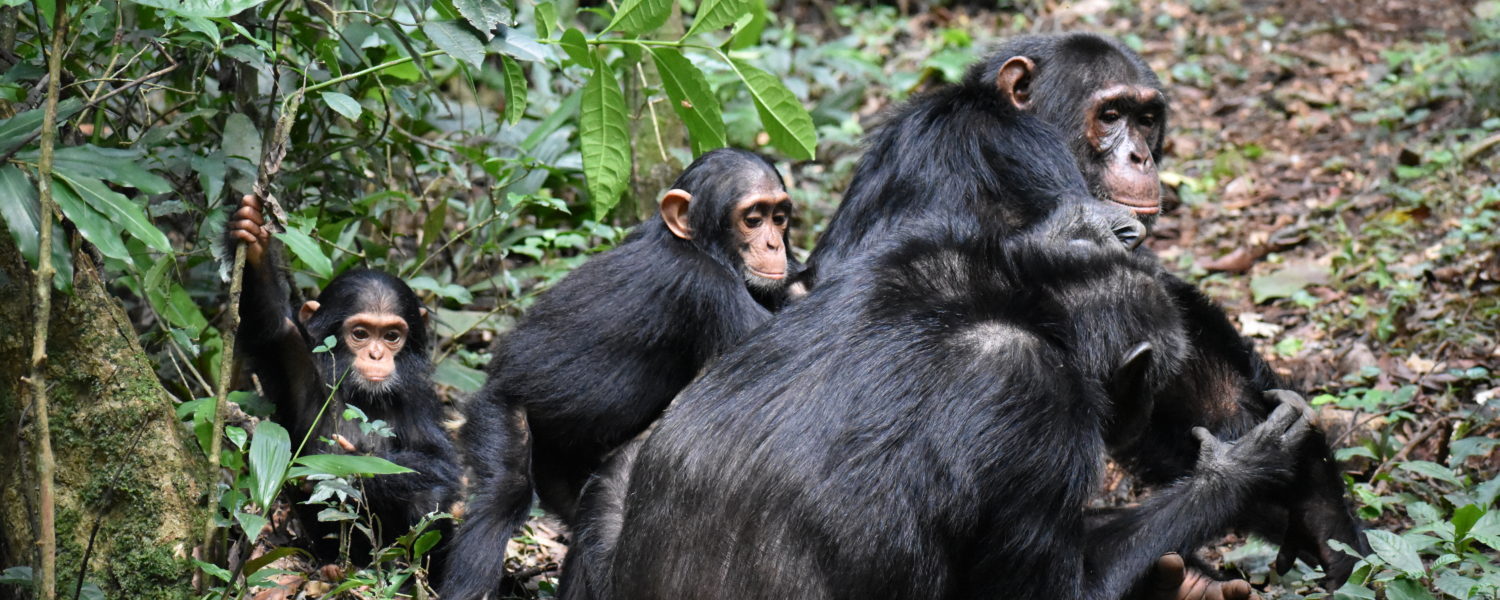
left=0, top=233, right=206, bottom=599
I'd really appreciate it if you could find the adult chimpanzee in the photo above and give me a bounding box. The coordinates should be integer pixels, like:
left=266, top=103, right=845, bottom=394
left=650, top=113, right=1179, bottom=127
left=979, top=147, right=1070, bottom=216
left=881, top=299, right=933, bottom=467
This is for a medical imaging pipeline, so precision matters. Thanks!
left=441, top=148, right=798, bottom=600
left=585, top=195, right=1316, bottom=600
left=799, top=32, right=1366, bottom=587
left=230, top=194, right=460, bottom=576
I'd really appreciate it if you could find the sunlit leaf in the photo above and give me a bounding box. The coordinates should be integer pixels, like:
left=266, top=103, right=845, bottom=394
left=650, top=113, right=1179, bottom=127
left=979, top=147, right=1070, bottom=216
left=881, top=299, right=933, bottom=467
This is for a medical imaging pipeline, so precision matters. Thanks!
left=1365, top=530, right=1426, bottom=578
left=500, top=55, right=528, bottom=125
left=291, top=454, right=415, bottom=477
left=560, top=28, right=592, bottom=67
left=123, top=0, right=267, bottom=18
left=650, top=47, right=725, bottom=155
left=274, top=228, right=333, bottom=279
left=730, top=59, right=816, bottom=159
left=534, top=1, right=556, bottom=39
left=320, top=91, right=363, bottom=121
left=452, top=0, right=508, bottom=38
left=424, top=20, right=487, bottom=68
left=581, top=54, right=630, bottom=219
left=248, top=421, right=292, bottom=511
left=684, top=0, right=745, bottom=38
left=602, top=0, right=672, bottom=35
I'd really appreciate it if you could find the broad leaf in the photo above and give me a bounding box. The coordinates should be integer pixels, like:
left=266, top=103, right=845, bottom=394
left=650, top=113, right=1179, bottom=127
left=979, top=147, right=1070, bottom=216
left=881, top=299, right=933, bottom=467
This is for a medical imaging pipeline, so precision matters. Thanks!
left=452, top=0, right=508, bottom=38
left=650, top=48, right=726, bottom=155
left=320, top=91, right=363, bottom=121
left=1365, top=529, right=1426, bottom=578
left=274, top=228, right=334, bottom=279
left=581, top=55, right=630, bottom=219
left=534, top=1, right=556, bottom=39
left=0, top=98, right=83, bottom=154
left=424, top=20, right=487, bottom=68
left=23, top=145, right=173, bottom=194
left=243, top=547, right=307, bottom=577
left=248, top=421, right=292, bottom=511
left=500, top=55, right=528, bottom=125
left=234, top=511, right=269, bottom=542
left=0, top=165, right=40, bottom=262
left=55, top=172, right=173, bottom=252
left=433, top=358, right=485, bottom=393
left=123, top=0, right=267, bottom=18
left=560, top=28, right=592, bottom=67
left=684, top=0, right=745, bottom=38
left=51, top=175, right=133, bottom=261
left=1384, top=578, right=1437, bottom=600
left=602, top=0, right=672, bottom=35
left=730, top=59, right=816, bottom=159
left=292, top=454, right=415, bottom=477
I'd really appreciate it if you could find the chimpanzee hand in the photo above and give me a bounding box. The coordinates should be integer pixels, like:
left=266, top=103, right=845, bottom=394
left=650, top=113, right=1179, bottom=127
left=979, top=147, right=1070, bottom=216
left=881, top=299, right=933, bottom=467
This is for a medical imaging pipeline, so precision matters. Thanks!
left=230, top=194, right=271, bottom=267
left=1191, top=390, right=1314, bottom=487
left=1142, top=553, right=1257, bottom=600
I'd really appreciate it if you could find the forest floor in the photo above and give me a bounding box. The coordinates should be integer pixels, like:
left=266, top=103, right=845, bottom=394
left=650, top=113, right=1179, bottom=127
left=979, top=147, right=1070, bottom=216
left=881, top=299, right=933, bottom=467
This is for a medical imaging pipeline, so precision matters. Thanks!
left=501, top=0, right=1500, bottom=597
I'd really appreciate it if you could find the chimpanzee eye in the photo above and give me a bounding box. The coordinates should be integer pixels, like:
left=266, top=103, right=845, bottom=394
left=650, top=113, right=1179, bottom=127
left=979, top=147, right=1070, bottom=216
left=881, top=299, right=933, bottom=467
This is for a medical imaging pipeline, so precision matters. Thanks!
left=384, top=330, right=402, bottom=343
left=745, top=217, right=764, bottom=228
left=772, top=215, right=787, bottom=227
left=351, top=328, right=370, bottom=341
left=1139, top=113, right=1157, bottom=127
left=1101, top=110, right=1121, bottom=123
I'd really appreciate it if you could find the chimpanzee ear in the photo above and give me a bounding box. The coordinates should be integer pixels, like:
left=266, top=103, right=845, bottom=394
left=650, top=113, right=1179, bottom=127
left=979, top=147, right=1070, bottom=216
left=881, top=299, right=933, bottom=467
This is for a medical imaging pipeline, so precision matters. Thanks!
left=1108, top=342, right=1153, bottom=403
left=299, top=300, right=321, bottom=326
left=996, top=56, right=1036, bottom=110
left=660, top=189, right=694, bottom=240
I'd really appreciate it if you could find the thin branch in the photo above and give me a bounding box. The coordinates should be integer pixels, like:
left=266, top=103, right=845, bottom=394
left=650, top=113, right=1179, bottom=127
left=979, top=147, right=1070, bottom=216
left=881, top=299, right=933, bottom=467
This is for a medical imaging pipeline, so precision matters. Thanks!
left=0, top=57, right=177, bottom=164
left=25, top=0, right=70, bottom=597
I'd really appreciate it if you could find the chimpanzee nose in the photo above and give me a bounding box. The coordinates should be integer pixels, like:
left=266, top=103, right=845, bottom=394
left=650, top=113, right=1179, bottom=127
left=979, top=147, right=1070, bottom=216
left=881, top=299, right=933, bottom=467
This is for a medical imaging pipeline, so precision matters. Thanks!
left=1113, top=220, right=1146, bottom=250
left=1129, top=148, right=1152, bottom=168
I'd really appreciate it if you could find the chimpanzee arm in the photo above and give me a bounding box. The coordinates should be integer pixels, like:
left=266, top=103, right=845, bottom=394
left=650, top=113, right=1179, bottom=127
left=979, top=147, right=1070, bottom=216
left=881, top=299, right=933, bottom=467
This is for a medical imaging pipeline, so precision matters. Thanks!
left=1084, top=392, right=1314, bottom=599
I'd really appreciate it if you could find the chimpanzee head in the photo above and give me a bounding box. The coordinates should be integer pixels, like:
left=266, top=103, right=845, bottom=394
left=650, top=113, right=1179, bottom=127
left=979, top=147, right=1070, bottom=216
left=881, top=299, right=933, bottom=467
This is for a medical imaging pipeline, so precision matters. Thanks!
left=657, top=148, right=793, bottom=296
left=298, top=269, right=431, bottom=399
left=969, top=33, right=1169, bottom=224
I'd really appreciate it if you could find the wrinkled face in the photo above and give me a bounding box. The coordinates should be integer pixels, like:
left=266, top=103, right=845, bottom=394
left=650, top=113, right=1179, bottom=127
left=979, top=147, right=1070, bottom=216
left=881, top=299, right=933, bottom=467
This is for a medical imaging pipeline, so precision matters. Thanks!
left=342, top=312, right=409, bottom=385
left=733, top=189, right=792, bottom=289
left=1084, top=84, right=1166, bottom=216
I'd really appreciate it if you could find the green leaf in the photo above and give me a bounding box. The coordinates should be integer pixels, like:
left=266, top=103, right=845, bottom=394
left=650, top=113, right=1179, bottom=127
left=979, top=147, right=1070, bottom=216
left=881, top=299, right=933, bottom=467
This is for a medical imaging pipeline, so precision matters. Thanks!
left=163, top=283, right=209, bottom=335
left=650, top=47, right=726, bottom=156
left=248, top=421, right=292, bottom=511
left=684, top=0, right=745, bottom=38
left=55, top=173, right=173, bottom=253
left=243, top=547, right=307, bottom=577
left=560, top=28, right=592, bottom=67
left=177, top=16, right=221, bottom=46
left=320, top=91, right=363, bottom=121
left=413, top=529, right=442, bottom=559
left=191, top=560, right=232, bottom=583
left=1384, top=578, right=1437, bottom=600
left=0, top=165, right=40, bottom=263
left=424, top=20, right=487, bottom=68
left=730, top=59, right=816, bottom=159
left=727, top=0, right=766, bottom=50
left=274, top=228, right=333, bottom=279
left=433, top=358, right=485, bottom=393
left=291, top=454, right=415, bottom=477
left=452, top=0, right=508, bottom=38
left=235, top=511, right=269, bottom=542
left=1396, top=460, right=1463, bottom=487
left=0, top=98, right=83, bottom=154
left=123, top=0, right=267, bottom=18
left=500, top=55, right=528, bottom=126
left=1365, top=529, right=1426, bottom=577
left=408, top=275, right=474, bottom=304
left=31, top=145, right=173, bottom=194
left=51, top=175, right=133, bottom=261
left=602, top=0, right=673, bottom=35
left=1452, top=504, right=1484, bottom=540
left=581, top=55, right=631, bottom=219
left=535, top=1, right=556, bottom=39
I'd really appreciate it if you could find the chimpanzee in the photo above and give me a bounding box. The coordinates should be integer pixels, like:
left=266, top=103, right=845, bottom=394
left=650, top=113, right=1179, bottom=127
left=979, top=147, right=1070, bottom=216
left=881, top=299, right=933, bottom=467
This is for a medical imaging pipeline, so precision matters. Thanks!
left=441, top=148, right=799, bottom=600
left=796, top=33, right=1366, bottom=587
left=586, top=194, right=1317, bottom=600
left=230, top=194, right=460, bottom=577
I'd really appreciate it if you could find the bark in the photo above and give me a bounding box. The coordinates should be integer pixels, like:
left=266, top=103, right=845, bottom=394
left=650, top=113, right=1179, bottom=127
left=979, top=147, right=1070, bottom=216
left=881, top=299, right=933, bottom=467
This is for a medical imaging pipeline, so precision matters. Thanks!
left=0, top=233, right=206, bottom=600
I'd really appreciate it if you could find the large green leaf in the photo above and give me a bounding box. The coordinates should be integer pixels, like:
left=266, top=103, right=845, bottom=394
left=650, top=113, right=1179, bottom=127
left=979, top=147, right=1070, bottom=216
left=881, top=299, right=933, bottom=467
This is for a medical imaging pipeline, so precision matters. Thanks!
left=248, top=421, right=292, bottom=511
left=320, top=91, right=363, bottom=121
left=500, top=55, right=528, bottom=126
left=452, top=0, right=508, bottom=38
left=580, top=55, right=630, bottom=219
left=55, top=172, right=173, bottom=253
left=0, top=98, right=82, bottom=154
left=602, top=0, right=672, bottom=35
left=0, top=166, right=40, bottom=263
left=684, top=0, right=745, bottom=38
left=1365, top=530, right=1425, bottom=578
left=433, top=358, right=485, bottom=393
left=534, top=1, right=556, bottom=39
left=51, top=176, right=132, bottom=261
left=20, top=145, right=173, bottom=194
left=559, top=28, right=592, bottom=67
left=423, top=20, right=487, bottom=68
left=649, top=48, right=725, bottom=156
left=730, top=59, right=816, bottom=159
left=274, top=228, right=334, bottom=279
left=123, top=0, right=267, bottom=18
left=291, top=454, right=415, bottom=477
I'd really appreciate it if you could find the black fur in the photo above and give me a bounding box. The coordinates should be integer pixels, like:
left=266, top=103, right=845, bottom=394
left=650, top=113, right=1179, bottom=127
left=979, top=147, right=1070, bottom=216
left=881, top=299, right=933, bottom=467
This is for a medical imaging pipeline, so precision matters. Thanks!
left=442, top=148, right=798, bottom=600
left=237, top=263, right=460, bottom=576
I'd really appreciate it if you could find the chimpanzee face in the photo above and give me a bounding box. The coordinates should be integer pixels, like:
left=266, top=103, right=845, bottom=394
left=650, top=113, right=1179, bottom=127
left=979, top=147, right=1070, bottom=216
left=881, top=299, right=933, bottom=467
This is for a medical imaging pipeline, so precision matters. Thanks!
left=342, top=313, right=409, bottom=384
left=733, top=189, right=792, bottom=291
left=1083, top=84, right=1166, bottom=216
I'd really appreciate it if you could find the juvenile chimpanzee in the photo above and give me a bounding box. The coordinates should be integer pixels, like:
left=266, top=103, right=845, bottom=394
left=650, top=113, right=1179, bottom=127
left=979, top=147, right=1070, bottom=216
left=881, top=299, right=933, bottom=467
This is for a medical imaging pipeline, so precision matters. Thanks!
left=441, top=148, right=798, bottom=600
left=230, top=194, right=460, bottom=576
left=797, top=32, right=1366, bottom=587
left=588, top=195, right=1316, bottom=600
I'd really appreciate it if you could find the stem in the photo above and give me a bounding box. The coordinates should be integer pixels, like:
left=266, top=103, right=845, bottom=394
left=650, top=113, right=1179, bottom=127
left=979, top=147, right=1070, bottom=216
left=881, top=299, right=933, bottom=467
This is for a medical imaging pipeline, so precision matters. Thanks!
left=297, top=49, right=443, bottom=97
left=28, top=1, right=69, bottom=598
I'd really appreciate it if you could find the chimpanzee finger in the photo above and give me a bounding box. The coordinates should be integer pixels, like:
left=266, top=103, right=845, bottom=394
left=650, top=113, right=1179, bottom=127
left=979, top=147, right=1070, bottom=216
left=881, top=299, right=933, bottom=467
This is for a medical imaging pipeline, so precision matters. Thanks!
left=233, top=205, right=265, bottom=226
left=1264, top=389, right=1315, bottom=421
left=1221, top=579, right=1254, bottom=600
left=1142, top=553, right=1186, bottom=600
left=231, top=228, right=259, bottom=245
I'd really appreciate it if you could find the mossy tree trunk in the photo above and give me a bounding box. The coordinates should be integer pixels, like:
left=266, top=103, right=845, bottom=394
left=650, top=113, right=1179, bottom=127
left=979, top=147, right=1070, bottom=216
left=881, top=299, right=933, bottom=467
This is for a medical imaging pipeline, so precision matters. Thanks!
left=0, top=233, right=206, bottom=600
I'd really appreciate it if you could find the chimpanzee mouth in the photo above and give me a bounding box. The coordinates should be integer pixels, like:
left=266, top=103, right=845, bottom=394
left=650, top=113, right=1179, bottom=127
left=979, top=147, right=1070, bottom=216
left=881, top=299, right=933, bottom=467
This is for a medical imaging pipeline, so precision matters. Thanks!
left=1109, top=198, right=1161, bottom=215
left=747, top=267, right=785, bottom=280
